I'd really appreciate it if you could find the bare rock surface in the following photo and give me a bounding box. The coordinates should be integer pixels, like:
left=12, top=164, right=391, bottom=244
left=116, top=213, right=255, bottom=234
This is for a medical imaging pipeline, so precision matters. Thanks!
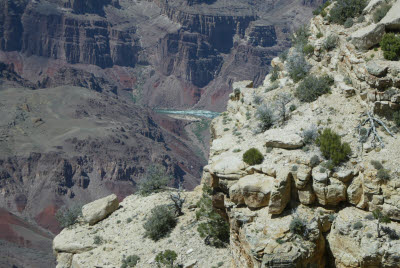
left=53, top=189, right=231, bottom=268
left=82, top=194, right=119, bottom=225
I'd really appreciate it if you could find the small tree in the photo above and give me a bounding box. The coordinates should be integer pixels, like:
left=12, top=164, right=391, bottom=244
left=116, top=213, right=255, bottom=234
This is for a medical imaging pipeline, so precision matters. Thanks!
left=372, top=209, right=391, bottom=238
left=169, top=183, right=185, bottom=216
left=143, top=205, right=177, bottom=241
left=196, top=186, right=230, bottom=248
left=138, top=164, right=172, bottom=196
left=155, top=250, right=178, bottom=268
left=329, top=0, right=367, bottom=25
left=380, top=33, right=400, bottom=61
left=55, top=205, right=82, bottom=229
left=275, top=93, right=293, bottom=122
left=295, top=75, right=333, bottom=103
left=256, top=104, right=275, bottom=131
left=286, top=51, right=311, bottom=82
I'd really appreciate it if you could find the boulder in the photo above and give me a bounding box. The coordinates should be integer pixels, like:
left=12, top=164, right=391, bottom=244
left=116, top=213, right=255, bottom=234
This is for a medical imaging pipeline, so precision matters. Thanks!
left=380, top=0, right=400, bottom=30
left=82, top=194, right=119, bottom=225
left=313, top=178, right=346, bottom=206
left=297, top=184, right=316, bottom=205
left=292, top=165, right=312, bottom=189
left=347, top=175, right=363, bottom=206
left=351, top=24, right=385, bottom=50
left=264, top=129, right=303, bottom=149
left=269, top=169, right=291, bottom=214
left=210, top=154, right=247, bottom=180
left=366, top=61, right=388, bottom=77
left=229, top=173, right=274, bottom=208
left=53, top=226, right=95, bottom=253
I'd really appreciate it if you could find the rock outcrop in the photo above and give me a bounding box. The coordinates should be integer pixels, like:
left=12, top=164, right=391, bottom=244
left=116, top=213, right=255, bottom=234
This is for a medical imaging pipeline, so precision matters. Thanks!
left=201, top=1, right=400, bottom=266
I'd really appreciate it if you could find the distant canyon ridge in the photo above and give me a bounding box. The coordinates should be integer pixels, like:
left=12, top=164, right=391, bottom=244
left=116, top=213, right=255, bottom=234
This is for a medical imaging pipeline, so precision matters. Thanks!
left=0, top=0, right=323, bottom=110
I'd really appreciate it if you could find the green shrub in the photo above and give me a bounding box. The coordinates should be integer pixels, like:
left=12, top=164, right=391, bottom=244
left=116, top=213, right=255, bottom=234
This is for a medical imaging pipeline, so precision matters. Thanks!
left=316, top=32, right=323, bottom=39
left=323, top=34, right=338, bottom=51
left=55, top=205, right=82, bottom=229
left=279, top=49, right=289, bottom=62
left=344, top=18, right=354, bottom=28
left=196, top=186, right=230, bottom=248
left=329, top=0, right=367, bottom=25
left=270, top=65, right=280, bottom=82
left=313, top=1, right=331, bottom=16
left=357, top=15, right=365, bottom=23
left=353, top=221, right=363, bottom=230
left=143, top=205, right=177, bottom=241
left=303, top=43, right=315, bottom=56
left=286, top=51, right=311, bottom=82
left=256, top=104, right=275, bottom=131
left=373, top=3, right=392, bottom=23
left=291, top=25, right=310, bottom=48
left=94, top=235, right=102, bottom=245
left=393, top=111, right=400, bottom=127
left=295, top=75, right=333, bottom=103
left=289, top=104, right=297, bottom=112
left=319, top=167, right=326, bottom=173
left=253, top=94, right=263, bottom=105
left=377, top=169, right=390, bottom=181
left=138, top=164, right=172, bottom=196
left=155, top=250, right=177, bottom=268
left=380, top=33, right=400, bottom=61
left=243, top=148, right=264, bottom=165
left=310, top=155, right=320, bottom=167
left=291, top=165, right=298, bottom=172
left=303, top=126, right=318, bottom=144
left=316, top=128, right=351, bottom=166
left=371, top=160, right=384, bottom=170
left=121, top=255, right=140, bottom=268
left=289, top=217, right=308, bottom=237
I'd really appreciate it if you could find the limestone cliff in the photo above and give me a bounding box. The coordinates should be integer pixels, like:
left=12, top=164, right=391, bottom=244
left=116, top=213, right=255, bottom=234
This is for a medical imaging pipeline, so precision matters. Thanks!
left=201, top=0, right=400, bottom=267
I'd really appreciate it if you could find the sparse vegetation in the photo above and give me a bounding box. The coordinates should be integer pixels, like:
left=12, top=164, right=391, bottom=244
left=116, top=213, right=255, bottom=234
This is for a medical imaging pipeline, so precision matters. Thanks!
left=316, top=32, right=323, bottom=39
left=344, top=18, right=354, bottom=28
left=279, top=49, right=289, bottom=62
left=393, top=111, right=400, bottom=127
left=275, top=92, right=293, bottom=122
left=94, top=235, right=102, bottom=245
left=270, top=65, right=280, bottom=82
left=289, top=216, right=308, bottom=238
left=138, top=164, right=172, bottom=196
left=243, top=148, right=264, bottom=165
left=55, top=205, right=82, bottom=229
left=196, top=185, right=230, bottom=248
left=143, top=205, right=177, bottom=241
left=155, top=250, right=178, bottom=268
left=303, top=43, right=315, bottom=56
left=373, top=3, right=392, bottom=23
left=371, top=160, right=384, bottom=170
left=302, top=126, right=318, bottom=144
left=286, top=51, right=311, bottom=82
left=377, top=168, right=390, bottom=181
left=256, top=104, right=275, bottom=131
left=295, top=75, right=333, bottom=103
left=323, top=34, right=338, bottom=51
left=328, top=0, right=367, bottom=25
left=121, top=255, right=140, bottom=268
left=353, top=221, right=363, bottom=230
left=310, top=155, right=320, bottom=167
left=380, top=33, right=400, bottom=61
left=372, top=208, right=391, bottom=238
left=253, top=94, right=263, bottom=105
left=316, top=128, right=351, bottom=166
left=291, top=25, right=310, bottom=49
left=313, top=1, right=331, bottom=16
